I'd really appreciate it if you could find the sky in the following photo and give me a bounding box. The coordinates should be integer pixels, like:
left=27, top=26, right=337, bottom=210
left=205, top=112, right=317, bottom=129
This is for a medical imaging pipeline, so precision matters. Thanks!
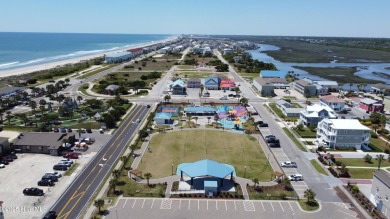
left=1, top=0, right=390, bottom=38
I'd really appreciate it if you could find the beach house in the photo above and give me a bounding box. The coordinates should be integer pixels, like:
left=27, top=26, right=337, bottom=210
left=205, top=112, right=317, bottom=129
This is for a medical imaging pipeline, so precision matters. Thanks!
left=105, top=52, right=133, bottom=63
left=370, top=170, right=390, bottom=217
left=293, top=79, right=317, bottom=97
left=359, top=98, right=385, bottom=113
left=299, top=104, right=337, bottom=127
left=204, top=77, right=220, bottom=90
left=276, top=100, right=302, bottom=117
left=187, top=78, right=201, bottom=88
left=170, top=79, right=186, bottom=95
left=316, top=119, right=370, bottom=150
left=320, top=95, right=345, bottom=112
left=220, top=79, right=235, bottom=91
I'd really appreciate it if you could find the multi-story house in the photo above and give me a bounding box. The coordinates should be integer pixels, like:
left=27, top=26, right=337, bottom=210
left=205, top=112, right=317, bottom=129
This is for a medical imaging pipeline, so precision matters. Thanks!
left=359, top=98, right=385, bottom=113
left=293, top=79, right=317, bottom=97
left=170, top=79, right=185, bottom=95
left=370, top=170, right=390, bottom=218
left=204, top=77, right=220, bottom=90
left=320, top=95, right=345, bottom=112
left=316, top=119, right=370, bottom=149
left=187, top=78, right=201, bottom=88
left=299, top=104, right=337, bottom=127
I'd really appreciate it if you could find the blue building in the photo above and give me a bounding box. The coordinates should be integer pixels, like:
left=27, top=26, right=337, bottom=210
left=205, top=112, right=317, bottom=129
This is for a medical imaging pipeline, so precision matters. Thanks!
left=105, top=52, right=133, bottom=63
left=204, top=77, right=220, bottom=90
left=260, top=70, right=288, bottom=78
left=170, top=79, right=186, bottom=95
left=154, top=113, right=174, bottom=125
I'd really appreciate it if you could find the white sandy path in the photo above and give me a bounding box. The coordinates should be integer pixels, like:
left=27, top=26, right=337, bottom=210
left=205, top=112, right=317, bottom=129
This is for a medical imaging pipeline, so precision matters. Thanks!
left=0, top=36, right=178, bottom=78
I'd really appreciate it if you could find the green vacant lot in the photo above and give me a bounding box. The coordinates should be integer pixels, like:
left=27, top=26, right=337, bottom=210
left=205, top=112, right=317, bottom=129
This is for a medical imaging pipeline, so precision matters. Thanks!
left=370, top=137, right=389, bottom=152
left=347, top=168, right=377, bottom=179
left=337, top=158, right=390, bottom=168
left=292, top=66, right=381, bottom=84
left=176, top=71, right=227, bottom=79
left=293, top=127, right=317, bottom=138
left=138, top=130, right=273, bottom=181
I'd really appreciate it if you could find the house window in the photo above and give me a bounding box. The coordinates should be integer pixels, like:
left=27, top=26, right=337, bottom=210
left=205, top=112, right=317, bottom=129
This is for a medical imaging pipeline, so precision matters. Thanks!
left=337, top=131, right=340, bottom=134
left=352, top=131, right=355, bottom=134
left=344, top=131, right=347, bottom=134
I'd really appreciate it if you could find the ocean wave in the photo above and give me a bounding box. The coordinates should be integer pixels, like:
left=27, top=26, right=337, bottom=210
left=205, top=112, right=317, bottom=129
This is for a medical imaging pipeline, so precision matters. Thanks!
left=0, top=61, right=19, bottom=67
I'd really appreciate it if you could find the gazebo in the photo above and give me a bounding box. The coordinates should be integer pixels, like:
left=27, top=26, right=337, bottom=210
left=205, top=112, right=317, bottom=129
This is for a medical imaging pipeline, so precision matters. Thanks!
left=177, top=159, right=236, bottom=187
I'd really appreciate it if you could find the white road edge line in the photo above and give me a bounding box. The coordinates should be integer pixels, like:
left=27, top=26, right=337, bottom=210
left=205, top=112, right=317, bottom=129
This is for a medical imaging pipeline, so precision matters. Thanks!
left=188, top=200, right=190, bottom=210
left=179, top=199, right=182, bottom=210
left=216, top=200, right=218, bottom=211
left=207, top=200, right=209, bottom=210
left=337, top=209, right=358, bottom=218
left=198, top=200, right=200, bottom=210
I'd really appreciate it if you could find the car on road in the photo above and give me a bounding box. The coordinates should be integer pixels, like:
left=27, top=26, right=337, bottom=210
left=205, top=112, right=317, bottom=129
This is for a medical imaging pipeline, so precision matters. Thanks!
left=288, top=174, right=304, bottom=181
left=60, top=127, right=66, bottom=133
left=63, top=153, right=78, bottom=159
left=281, top=161, right=297, bottom=168
left=43, top=211, right=57, bottom=219
left=258, top=123, right=268, bottom=127
left=67, top=128, right=72, bottom=132
left=146, top=104, right=151, bottom=108
left=38, top=179, right=55, bottom=186
left=53, top=164, right=68, bottom=171
left=136, top=118, right=141, bottom=123
left=23, top=187, right=44, bottom=196
left=53, top=127, right=59, bottom=132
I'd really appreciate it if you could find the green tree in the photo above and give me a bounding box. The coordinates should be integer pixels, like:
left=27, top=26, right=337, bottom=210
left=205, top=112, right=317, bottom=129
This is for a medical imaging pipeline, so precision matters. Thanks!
left=112, top=169, right=121, bottom=179
left=252, top=178, right=259, bottom=188
left=240, top=97, right=248, bottom=106
left=109, top=178, right=118, bottom=193
left=5, top=111, right=12, bottom=125
left=304, top=189, right=316, bottom=203
left=304, top=88, right=310, bottom=98
left=30, top=100, right=37, bottom=116
left=377, top=154, right=385, bottom=170
left=164, top=95, right=171, bottom=103
left=94, top=199, right=105, bottom=213
left=77, top=95, right=83, bottom=104
left=372, top=124, right=379, bottom=133
left=0, top=112, right=3, bottom=124
left=144, top=172, right=152, bottom=186
left=364, top=154, right=372, bottom=163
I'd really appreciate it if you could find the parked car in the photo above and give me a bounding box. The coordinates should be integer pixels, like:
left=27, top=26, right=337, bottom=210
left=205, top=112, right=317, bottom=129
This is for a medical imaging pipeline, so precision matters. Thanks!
left=59, top=127, right=66, bottom=133
left=281, top=161, right=297, bottom=168
left=53, top=164, right=68, bottom=171
left=43, top=211, right=57, bottom=219
left=37, top=179, right=55, bottom=186
left=258, top=123, right=268, bottom=127
left=57, top=161, right=72, bottom=167
left=0, top=163, right=5, bottom=168
left=1, top=157, right=13, bottom=162
left=86, top=128, right=92, bottom=133
left=288, top=174, right=304, bottom=181
left=42, top=174, right=58, bottom=182
left=67, top=128, right=72, bottom=132
left=53, top=127, right=59, bottom=132
left=60, top=159, right=73, bottom=164
left=0, top=160, right=9, bottom=165
left=23, top=187, right=44, bottom=196
left=63, top=153, right=78, bottom=159
left=9, top=152, right=17, bottom=159
left=45, top=171, right=62, bottom=178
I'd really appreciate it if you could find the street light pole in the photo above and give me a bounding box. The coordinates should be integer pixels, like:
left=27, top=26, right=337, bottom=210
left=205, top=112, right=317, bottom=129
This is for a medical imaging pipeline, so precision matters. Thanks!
left=172, top=163, right=174, bottom=175
left=244, top=166, right=247, bottom=178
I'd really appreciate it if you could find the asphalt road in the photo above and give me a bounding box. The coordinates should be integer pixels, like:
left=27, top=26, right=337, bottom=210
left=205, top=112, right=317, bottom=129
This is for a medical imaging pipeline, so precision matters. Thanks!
left=48, top=105, right=150, bottom=219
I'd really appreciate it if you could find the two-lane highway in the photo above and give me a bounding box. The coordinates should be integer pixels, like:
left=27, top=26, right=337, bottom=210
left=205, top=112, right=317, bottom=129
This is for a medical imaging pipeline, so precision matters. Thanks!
left=49, top=105, right=149, bottom=219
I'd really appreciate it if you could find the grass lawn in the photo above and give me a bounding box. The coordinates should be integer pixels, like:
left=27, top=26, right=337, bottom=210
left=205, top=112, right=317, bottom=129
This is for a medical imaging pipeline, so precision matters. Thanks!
left=369, top=137, right=389, bottom=152
left=176, top=65, right=196, bottom=70
left=347, top=168, right=377, bottom=179
left=247, top=185, right=295, bottom=200
left=337, top=158, right=390, bottom=168
left=298, top=200, right=320, bottom=211
left=175, top=71, right=223, bottom=79
left=138, top=130, right=273, bottom=181
left=64, top=163, right=80, bottom=176
left=268, top=103, right=286, bottom=119
left=282, top=128, right=307, bottom=152
left=238, top=72, right=259, bottom=80
left=293, top=127, right=317, bottom=138
left=131, top=59, right=177, bottom=71
left=292, top=66, right=381, bottom=84
left=76, top=64, right=117, bottom=79
left=69, top=121, right=102, bottom=129
left=310, top=160, right=328, bottom=175
left=78, top=84, right=90, bottom=96
left=291, top=103, right=303, bottom=108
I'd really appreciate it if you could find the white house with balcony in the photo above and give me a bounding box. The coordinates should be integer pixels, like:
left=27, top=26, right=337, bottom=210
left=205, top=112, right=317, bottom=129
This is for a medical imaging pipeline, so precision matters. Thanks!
left=316, top=119, right=370, bottom=149
left=320, top=95, right=345, bottom=112
left=299, top=104, right=337, bottom=127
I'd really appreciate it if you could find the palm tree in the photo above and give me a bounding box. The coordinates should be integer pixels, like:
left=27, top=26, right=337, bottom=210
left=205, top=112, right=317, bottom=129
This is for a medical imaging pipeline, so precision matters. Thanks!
left=21, top=113, right=29, bottom=126
left=65, top=78, right=70, bottom=85
left=129, top=144, right=137, bottom=156
left=94, top=199, right=105, bottom=213
left=30, top=100, right=37, bottom=116
left=200, top=84, right=204, bottom=96
left=377, top=154, right=385, bottom=170
left=164, top=95, right=171, bottom=103
left=112, top=170, right=121, bottom=179
left=5, top=111, right=12, bottom=125
left=338, top=83, right=344, bottom=92
left=77, top=95, right=83, bottom=104
left=144, top=172, right=152, bottom=186
left=252, top=178, right=259, bottom=188
left=304, top=189, right=316, bottom=203
left=240, top=97, right=248, bottom=106
left=109, top=178, right=118, bottom=193
left=372, top=124, right=379, bottom=133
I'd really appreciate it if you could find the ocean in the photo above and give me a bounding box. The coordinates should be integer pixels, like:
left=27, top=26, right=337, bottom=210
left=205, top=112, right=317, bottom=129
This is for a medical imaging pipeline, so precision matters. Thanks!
left=0, top=32, right=172, bottom=71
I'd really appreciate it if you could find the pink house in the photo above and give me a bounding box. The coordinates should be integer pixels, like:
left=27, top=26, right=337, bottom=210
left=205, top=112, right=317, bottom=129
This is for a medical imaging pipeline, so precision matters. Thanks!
left=220, top=79, right=236, bottom=91
left=359, top=98, right=384, bottom=113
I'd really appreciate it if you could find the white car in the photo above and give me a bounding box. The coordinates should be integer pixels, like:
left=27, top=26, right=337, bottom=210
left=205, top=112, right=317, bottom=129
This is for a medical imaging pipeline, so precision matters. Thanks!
left=288, top=174, right=303, bottom=181
left=281, top=161, right=297, bottom=168
left=46, top=172, right=62, bottom=178
left=0, top=164, right=5, bottom=168
left=60, top=159, right=74, bottom=164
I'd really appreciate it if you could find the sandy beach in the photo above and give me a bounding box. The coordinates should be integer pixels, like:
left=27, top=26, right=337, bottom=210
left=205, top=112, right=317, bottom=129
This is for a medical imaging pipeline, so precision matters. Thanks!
left=0, top=36, right=177, bottom=79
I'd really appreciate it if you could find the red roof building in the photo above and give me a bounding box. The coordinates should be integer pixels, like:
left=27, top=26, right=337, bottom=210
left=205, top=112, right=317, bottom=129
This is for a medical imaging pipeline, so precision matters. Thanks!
left=126, top=48, right=144, bottom=56
left=220, top=79, right=236, bottom=90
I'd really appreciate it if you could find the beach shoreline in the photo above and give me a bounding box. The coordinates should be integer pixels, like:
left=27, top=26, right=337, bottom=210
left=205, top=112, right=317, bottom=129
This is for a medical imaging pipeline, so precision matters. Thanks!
left=0, top=35, right=178, bottom=79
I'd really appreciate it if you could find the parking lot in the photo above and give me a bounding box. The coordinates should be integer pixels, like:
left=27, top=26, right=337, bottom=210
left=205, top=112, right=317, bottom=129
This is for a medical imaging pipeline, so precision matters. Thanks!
left=0, top=132, right=111, bottom=219
left=105, top=198, right=358, bottom=219
left=273, top=89, right=306, bottom=100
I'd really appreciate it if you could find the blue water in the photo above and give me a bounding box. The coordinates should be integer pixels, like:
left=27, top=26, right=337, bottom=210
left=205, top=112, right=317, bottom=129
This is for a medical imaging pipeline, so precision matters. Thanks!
left=0, top=32, right=172, bottom=71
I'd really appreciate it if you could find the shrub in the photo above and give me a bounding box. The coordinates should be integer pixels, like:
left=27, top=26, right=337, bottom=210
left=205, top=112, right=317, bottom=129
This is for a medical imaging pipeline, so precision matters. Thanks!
left=364, top=154, right=373, bottom=163
left=385, top=149, right=390, bottom=154
left=351, top=185, right=360, bottom=193
left=370, top=131, right=378, bottom=138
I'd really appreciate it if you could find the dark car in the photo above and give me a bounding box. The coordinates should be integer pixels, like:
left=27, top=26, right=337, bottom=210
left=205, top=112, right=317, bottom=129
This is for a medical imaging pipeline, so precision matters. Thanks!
left=37, top=179, right=55, bottom=186
left=53, top=164, right=68, bottom=171
left=43, top=211, right=57, bottom=219
left=63, top=153, right=78, bottom=159
left=59, top=127, right=66, bottom=133
left=146, top=104, right=151, bottom=108
left=53, top=127, right=59, bottom=132
left=86, top=128, right=92, bottom=133
left=259, top=123, right=269, bottom=127
left=0, top=160, right=9, bottom=165
left=67, top=128, right=72, bottom=132
left=23, top=187, right=44, bottom=196
left=1, top=157, right=13, bottom=162
left=42, top=175, right=58, bottom=182
left=8, top=154, right=17, bottom=159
